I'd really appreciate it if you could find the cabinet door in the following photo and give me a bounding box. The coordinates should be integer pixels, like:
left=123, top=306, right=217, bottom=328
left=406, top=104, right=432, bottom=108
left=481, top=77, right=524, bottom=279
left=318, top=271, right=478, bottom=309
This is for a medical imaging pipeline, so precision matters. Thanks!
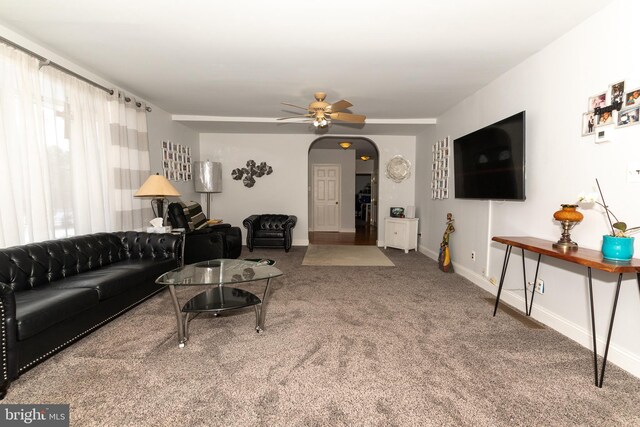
left=393, top=222, right=406, bottom=247
left=385, top=220, right=404, bottom=248
left=384, top=219, right=395, bottom=246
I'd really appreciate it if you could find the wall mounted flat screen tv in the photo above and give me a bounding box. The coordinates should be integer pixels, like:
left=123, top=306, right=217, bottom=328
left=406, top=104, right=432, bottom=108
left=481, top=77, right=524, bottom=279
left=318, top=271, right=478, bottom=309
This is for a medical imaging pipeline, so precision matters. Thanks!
left=453, top=111, right=526, bottom=200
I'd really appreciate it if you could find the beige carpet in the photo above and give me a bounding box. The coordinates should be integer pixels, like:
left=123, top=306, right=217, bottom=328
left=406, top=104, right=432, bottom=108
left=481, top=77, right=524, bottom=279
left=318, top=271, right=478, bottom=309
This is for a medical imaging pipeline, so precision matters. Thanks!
left=302, top=244, right=395, bottom=266
left=4, top=247, right=640, bottom=426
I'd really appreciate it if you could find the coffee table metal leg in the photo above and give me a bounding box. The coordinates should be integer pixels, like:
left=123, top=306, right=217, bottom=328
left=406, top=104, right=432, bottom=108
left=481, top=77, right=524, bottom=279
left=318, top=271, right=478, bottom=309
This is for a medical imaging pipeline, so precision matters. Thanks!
left=254, top=305, right=260, bottom=332
left=168, top=285, right=187, bottom=347
left=256, top=277, right=274, bottom=333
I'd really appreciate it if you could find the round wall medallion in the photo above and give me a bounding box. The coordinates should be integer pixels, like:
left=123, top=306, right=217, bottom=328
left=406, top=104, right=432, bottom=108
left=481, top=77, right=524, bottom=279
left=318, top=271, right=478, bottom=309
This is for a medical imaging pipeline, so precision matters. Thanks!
left=385, top=155, right=411, bottom=183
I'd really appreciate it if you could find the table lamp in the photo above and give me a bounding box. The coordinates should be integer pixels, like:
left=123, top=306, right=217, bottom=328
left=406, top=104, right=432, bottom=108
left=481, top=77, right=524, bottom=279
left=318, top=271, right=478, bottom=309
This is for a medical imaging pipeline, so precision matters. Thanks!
left=135, top=173, right=181, bottom=224
left=194, top=161, right=222, bottom=218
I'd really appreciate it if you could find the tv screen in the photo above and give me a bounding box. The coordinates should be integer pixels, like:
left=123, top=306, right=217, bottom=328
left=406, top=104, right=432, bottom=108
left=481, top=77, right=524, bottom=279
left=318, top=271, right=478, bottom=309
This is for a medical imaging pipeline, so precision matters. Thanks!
left=453, top=111, right=525, bottom=200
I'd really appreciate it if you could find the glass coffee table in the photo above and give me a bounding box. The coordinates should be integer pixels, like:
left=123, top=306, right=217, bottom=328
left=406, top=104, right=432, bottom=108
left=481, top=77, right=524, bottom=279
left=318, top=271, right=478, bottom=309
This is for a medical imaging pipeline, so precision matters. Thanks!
left=156, top=259, right=282, bottom=347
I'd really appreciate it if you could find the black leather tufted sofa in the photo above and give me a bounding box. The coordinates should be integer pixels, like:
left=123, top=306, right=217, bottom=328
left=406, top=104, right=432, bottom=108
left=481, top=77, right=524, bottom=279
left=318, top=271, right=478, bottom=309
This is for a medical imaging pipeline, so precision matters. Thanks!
left=243, top=214, right=297, bottom=252
left=0, top=231, right=182, bottom=399
left=167, top=202, right=242, bottom=263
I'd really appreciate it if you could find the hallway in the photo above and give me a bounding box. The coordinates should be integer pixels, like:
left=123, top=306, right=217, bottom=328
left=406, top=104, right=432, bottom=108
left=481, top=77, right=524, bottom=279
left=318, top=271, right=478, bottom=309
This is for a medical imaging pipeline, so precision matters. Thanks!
left=308, top=219, right=377, bottom=245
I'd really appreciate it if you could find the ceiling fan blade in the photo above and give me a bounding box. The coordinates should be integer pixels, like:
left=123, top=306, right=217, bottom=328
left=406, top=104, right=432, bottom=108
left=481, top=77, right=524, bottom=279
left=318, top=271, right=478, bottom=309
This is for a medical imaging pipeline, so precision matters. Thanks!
left=328, top=99, right=353, bottom=112
left=281, top=102, right=309, bottom=111
left=328, top=112, right=366, bottom=123
left=277, top=115, right=313, bottom=120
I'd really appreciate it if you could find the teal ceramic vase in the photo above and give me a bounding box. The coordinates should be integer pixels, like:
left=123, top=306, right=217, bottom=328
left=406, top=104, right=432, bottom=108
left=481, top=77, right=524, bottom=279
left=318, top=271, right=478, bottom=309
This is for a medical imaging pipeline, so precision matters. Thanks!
left=601, top=235, right=635, bottom=261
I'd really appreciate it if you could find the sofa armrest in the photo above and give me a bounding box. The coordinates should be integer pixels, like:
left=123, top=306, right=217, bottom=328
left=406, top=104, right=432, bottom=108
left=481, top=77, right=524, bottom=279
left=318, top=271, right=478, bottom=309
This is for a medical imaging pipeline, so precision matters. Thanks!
left=187, top=224, right=231, bottom=236
left=206, top=223, right=231, bottom=231
left=184, top=232, right=225, bottom=264
left=283, top=215, right=298, bottom=230
left=243, top=215, right=261, bottom=251
left=0, top=282, right=17, bottom=398
left=283, top=216, right=297, bottom=252
left=243, top=215, right=260, bottom=231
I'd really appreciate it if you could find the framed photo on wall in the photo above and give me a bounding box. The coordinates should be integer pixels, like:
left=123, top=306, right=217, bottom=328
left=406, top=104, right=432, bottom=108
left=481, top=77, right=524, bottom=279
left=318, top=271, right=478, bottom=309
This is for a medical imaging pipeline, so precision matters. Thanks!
left=161, top=140, right=192, bottom=182
left=609, top=81, right=625, bottom=105
left=582, top=112, right=596, bottom=136
left=596, top=110, right=614, bottom=126
left=617, top=107, right=639, bottom=128
left=624, top=88, right=640, bottom=108
left=588, top=92, right=607, bottom=111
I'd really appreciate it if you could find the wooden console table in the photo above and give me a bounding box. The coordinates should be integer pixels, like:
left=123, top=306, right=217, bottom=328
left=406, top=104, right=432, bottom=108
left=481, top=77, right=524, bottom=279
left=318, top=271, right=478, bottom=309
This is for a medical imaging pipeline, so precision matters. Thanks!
left=492, top=236, right=640, bottom=388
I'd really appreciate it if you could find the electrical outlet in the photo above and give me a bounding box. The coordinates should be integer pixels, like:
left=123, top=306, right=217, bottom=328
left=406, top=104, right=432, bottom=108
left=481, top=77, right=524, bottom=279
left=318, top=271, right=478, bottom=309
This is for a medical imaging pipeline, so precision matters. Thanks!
left=527, top=279, right=545, bottom=294
left=471, top=251, right=476, bottom=261
left=489, top=277, right=497, bottom=285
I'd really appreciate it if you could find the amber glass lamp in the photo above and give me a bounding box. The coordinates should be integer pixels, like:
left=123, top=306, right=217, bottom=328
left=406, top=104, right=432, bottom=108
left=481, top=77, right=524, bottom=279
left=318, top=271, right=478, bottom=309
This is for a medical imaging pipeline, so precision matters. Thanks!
left=552, top=204, right=584, bottom=249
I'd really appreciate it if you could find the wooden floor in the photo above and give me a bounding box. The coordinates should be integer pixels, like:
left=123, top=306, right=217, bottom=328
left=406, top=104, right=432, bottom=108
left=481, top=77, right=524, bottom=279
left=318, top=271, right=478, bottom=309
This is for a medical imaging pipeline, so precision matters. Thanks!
left=308, top=220, right=377, bottom=245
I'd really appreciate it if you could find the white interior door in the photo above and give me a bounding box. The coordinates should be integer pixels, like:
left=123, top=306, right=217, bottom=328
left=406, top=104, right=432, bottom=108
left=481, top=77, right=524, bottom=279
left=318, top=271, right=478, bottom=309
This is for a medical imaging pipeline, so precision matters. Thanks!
left=313, top=164, right=341, bottom=232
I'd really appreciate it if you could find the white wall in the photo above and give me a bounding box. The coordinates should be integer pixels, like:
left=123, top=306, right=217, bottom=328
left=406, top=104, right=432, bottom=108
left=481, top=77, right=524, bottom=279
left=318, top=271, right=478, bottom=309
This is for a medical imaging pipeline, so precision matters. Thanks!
left=199, top=133, right=416, bottom=245
left=356, top=159, right=374, bottom=174
left=308, top=149, right=356, bottom=232
left=415, top=126, right=437, bottom=246
left=416, top=0, right=640, bottom=377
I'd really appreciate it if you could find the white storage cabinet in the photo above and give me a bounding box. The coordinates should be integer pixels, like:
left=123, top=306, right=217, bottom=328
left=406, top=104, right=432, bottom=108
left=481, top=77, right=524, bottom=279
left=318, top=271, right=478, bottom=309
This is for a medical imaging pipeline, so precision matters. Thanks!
left=384, top=217, right=419, bottom=253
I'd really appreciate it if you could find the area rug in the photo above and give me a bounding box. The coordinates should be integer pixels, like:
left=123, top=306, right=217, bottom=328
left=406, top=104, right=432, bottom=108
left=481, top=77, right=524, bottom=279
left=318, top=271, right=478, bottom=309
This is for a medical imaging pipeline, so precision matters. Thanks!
left=302, top=244, right=395, bottom=266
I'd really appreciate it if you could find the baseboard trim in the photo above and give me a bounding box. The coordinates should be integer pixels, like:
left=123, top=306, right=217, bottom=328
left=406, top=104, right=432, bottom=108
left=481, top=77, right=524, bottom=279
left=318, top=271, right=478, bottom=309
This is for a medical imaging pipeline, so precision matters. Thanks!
left=293, top=239, right=309, bottom=246
left=418, top=244, right=640, bottom=379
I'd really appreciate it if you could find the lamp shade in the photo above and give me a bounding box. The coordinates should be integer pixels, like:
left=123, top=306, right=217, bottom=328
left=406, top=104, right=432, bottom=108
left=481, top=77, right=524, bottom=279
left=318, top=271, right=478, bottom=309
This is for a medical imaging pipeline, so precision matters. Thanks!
left=194, top=161, right=222, bottom=193
left=134, top=173, right=181, bottom=198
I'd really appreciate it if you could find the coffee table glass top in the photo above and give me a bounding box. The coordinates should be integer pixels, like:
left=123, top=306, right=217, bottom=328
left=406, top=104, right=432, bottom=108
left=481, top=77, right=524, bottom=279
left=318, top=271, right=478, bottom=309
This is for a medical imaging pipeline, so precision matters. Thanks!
left=156, top=259, right=282, bottom=286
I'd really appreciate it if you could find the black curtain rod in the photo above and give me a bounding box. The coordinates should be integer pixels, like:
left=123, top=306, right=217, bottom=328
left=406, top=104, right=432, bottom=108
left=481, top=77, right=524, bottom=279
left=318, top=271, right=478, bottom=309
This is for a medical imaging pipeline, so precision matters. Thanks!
left=0, top=35, right=152, bottom=112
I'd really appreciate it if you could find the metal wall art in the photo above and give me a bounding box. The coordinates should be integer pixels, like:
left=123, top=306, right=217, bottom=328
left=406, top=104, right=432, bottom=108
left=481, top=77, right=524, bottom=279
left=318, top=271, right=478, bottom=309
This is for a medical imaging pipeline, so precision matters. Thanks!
left=231, top=160, right=273, bottom=188
left=431, top=137, right=450, bottom=199
left=385, top=155, right=411, bottom=183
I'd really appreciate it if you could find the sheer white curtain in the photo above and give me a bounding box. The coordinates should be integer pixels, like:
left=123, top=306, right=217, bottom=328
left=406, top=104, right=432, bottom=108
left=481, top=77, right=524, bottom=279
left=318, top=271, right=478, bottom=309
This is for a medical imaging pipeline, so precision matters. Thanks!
left=0, top=43, right=150, bottom=247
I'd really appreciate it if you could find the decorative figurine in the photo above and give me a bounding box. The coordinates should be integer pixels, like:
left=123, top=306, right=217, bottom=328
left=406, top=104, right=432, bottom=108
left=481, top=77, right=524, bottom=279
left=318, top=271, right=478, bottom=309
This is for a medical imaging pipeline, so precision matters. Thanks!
left=438, top=213, right=455, bottom=272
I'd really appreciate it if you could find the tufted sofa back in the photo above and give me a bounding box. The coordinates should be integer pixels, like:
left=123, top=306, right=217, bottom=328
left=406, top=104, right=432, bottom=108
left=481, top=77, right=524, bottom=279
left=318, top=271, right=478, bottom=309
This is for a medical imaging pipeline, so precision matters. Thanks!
left=258, top=215, right=291, bottom=230
left=0, top=231, right=179, bottom=292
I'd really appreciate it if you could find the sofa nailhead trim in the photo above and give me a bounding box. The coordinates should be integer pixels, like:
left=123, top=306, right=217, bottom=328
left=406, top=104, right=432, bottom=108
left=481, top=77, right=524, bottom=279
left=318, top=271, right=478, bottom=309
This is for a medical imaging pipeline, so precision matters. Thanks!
left=1, top=302, right=7, bottom=382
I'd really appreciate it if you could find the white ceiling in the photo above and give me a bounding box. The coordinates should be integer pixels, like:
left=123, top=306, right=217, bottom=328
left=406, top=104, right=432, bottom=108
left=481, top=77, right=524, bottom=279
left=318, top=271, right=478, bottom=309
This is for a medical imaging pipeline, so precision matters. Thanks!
left=0, top=0, right=613, bottom=135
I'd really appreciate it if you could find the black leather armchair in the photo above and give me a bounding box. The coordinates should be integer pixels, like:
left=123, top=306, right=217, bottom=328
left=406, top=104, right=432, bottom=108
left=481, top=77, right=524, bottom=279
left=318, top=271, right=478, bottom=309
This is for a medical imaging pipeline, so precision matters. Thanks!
left=243, top=214, right=297, bottom=252
left=167, top=202, right=242, bottom=263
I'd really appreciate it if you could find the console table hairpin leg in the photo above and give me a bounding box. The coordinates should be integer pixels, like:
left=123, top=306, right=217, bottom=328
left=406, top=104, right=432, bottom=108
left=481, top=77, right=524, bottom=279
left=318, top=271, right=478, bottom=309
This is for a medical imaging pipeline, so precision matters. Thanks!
left=492, top=239, right=638, bottom=388
left=492, top=247, right=541, bottom=317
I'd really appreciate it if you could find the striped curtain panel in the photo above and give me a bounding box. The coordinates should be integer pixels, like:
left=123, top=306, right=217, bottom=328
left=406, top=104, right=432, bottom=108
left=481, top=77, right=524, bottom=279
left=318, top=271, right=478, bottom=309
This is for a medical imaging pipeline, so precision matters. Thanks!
left=108, top=92, right=152, bottom=231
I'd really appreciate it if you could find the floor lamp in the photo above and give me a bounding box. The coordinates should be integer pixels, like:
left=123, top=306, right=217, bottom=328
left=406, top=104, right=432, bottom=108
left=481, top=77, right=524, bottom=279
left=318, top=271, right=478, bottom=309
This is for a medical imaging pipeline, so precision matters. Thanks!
left=135, top=173, right=181, bottom=225
left=194, top=161, right=222, bottom=218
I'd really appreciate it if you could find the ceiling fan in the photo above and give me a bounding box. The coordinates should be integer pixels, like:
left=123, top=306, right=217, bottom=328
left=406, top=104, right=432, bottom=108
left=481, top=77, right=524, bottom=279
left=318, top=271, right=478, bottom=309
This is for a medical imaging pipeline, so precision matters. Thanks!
left=278, top=92, right=366, bottom=128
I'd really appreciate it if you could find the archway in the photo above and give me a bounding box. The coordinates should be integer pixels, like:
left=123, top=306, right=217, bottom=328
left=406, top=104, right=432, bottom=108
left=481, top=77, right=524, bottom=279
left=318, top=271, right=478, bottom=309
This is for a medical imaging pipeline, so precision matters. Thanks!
left=307, top=136, right=379, bottom=245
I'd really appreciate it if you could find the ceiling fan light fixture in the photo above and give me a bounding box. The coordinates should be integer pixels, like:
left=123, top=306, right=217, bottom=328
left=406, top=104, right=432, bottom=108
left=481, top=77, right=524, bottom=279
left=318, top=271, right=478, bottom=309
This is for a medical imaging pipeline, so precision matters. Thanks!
left=339, top=141, right=352, bottom=149
left=313, top=117, right=328, bottom=128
